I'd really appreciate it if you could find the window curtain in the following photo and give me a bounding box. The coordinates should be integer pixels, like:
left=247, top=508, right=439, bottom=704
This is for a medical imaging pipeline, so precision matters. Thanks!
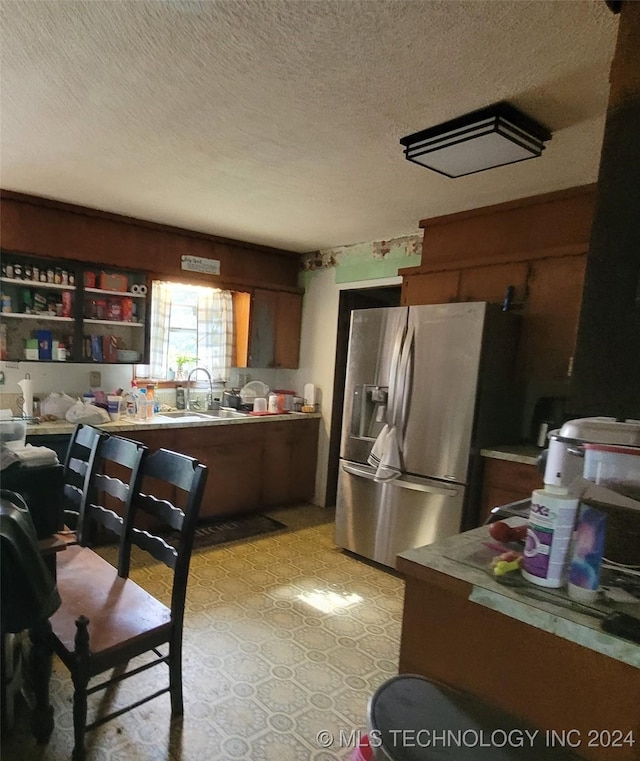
left=197, top=289, right=233, bottom=377
left=149, top=281, right=173, bottom=378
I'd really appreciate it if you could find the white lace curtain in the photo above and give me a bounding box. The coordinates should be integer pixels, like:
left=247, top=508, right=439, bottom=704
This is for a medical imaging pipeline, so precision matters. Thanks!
left=149, top=281, right=233, bottom=379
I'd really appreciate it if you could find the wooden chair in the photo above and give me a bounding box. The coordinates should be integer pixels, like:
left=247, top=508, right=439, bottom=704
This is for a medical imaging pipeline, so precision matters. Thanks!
left=44, top=442, right=207, bottom=761
left=60, top=423, right=103, bottom=538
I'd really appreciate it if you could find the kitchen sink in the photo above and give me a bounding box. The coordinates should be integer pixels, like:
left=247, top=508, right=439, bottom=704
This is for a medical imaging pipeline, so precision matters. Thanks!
left=149, top=409, right=249, bottom=422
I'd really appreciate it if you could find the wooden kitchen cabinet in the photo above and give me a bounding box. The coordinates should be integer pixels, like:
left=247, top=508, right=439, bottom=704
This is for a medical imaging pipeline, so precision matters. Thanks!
left=518, top=254, right=586, bottom=381
left=261, top=418, right=319, bottom=507
left=129, top=418, right=319, bottom=520
left=401, top=270, right=459, bottom=306
left=248, top=289, right=302, bottom=369
left=458, top=261, right=528, bottom=305
left=478, top=456, right=542, bottom=525
left=0, top=250, right=149, bottom=363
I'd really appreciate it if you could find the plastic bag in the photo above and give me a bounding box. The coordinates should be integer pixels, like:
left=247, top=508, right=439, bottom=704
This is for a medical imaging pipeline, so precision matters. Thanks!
left=65, top=401, right=110, bottom=425
left=41, top=392, right=76, bottom=420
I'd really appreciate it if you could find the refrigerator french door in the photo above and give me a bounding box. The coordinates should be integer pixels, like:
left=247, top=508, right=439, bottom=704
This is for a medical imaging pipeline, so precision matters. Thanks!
left=335, top=301, right=519, bottom=568
left=336, top=461, right=464, bottom=568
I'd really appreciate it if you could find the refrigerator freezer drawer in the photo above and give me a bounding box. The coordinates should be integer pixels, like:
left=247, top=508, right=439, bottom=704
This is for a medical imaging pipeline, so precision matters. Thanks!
left=335, top=460, right=465, bottom=569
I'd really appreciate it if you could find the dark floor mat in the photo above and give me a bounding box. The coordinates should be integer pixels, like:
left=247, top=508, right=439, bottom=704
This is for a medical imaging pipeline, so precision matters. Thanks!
left=166, top=513, right=287, bottom=550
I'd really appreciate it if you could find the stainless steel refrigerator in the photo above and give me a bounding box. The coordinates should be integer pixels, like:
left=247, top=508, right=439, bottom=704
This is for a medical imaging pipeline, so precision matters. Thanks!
left=335, top=301, right=520, bottom=568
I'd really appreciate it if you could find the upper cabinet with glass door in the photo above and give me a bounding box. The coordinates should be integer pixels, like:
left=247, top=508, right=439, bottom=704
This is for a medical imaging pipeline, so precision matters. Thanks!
left=0, top=251, right=150, bottom=363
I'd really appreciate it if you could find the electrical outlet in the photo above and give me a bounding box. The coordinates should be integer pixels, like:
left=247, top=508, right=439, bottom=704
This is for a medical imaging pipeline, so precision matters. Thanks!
left=89, top=371, right=101, bottom=388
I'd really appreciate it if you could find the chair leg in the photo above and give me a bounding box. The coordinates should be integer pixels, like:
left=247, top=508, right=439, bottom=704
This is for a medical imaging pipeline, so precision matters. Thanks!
left=168, top=635, right=183, bottom=716
left=71, top=616, right=90, bottom=761
left=28, top=618, right=54, bottom=744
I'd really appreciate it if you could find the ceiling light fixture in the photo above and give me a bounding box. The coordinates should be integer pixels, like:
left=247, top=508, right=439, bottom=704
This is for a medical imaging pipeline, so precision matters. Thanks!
left=399, top=102, right=552, bottom=178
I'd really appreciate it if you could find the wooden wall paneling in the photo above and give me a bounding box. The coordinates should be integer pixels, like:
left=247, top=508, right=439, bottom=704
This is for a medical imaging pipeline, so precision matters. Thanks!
left=419, top=185, right=596, bottom=270
left=0, top=193, right=302, bottom=291
left=517, top=254, right=587, bottom=381
left=401, top=270, right=460, bottom=305
left=458, top=261, right=528, bottom=304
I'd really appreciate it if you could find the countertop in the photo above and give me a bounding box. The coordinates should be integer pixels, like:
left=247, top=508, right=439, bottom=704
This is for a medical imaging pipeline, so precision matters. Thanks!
left=397, top=520, right=640, bottom=668
left=26, top=411, right=321, bottom=437
left=480, top=444, right=541, bottom=466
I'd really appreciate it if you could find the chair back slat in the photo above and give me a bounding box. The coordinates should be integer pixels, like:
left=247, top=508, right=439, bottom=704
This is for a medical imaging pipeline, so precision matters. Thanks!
left=93, top=472, right=133, bottom=505
left=130, top=448, right=208, bottom=622
left=135, top=492, right=185, bottom=532
left=131, top=526, right=178, bottom=569
left=85, top=504, right=126, bottom=539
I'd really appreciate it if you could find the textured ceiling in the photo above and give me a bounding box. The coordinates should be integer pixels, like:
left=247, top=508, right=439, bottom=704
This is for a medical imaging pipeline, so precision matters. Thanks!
left=0, top=1, right=618, bottom=254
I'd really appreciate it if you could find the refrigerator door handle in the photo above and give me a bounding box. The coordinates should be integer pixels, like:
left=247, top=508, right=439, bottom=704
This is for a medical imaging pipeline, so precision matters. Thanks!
left=341, top=461, right=379, bottom=480
left=341, top=462, right=458, bottom=497
left=387, top=322, right=405, bottom=426
left=394, top=476, right=458, bottom=496
left=395, top=322, right=414, bottom=434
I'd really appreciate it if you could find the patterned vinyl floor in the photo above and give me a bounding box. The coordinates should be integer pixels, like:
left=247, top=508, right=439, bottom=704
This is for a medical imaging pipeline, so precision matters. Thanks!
left=2, top=506, right=405, bottom=760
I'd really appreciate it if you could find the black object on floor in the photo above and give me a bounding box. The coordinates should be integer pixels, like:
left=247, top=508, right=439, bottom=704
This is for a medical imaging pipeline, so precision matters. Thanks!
left=164, top=514, right=286, bottom=550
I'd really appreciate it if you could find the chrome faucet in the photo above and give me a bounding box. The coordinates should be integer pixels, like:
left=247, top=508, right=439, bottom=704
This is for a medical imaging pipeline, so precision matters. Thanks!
left=186, top=367, right=214, bottom=411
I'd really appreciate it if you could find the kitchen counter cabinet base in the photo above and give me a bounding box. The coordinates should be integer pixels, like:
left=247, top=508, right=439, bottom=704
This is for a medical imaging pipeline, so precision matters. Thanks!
left=399, top=561, right=640, bottom=761
left=130, top=417, right=319, bottom=520
left=478, top=456, right=543, bottom=525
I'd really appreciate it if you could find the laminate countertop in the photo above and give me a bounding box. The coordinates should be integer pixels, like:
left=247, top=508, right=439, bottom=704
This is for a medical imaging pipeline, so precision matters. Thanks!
left=397, top=519, right=640, bottom=668
left=480, top=444, right=542, bottom=466
left=25, top=411, right=321, bottom=437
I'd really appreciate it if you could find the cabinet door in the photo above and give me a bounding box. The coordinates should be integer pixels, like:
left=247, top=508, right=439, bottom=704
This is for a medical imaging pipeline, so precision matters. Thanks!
left=262, top=419, right=319, bottom=506
left=401, top=271, right=460, bottom=306
left=178, top=424, right=264, bottom=518
left=249, top=289, right=302, bottom=369
left=518, top=255, right=586, bottom=381
left=249, top=289, right=277, bottom=368
left=287, top=418, right=319, bottom=503
left=262, top=423, right=292, bottom=506
left=478, top=458, right=542, bottom=525
left=458, top=262, right=528, bottom=304
left=275, top=291, right=302, bottom=369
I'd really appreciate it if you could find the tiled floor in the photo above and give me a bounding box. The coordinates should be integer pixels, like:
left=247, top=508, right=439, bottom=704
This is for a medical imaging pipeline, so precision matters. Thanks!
left=3, top=505, right=405, bottom=760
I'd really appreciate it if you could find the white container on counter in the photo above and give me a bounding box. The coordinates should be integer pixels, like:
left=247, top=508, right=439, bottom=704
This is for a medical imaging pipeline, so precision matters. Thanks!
left=522, top=487, right=579, bottom=588
left=583, top=443, right=640, bottom=496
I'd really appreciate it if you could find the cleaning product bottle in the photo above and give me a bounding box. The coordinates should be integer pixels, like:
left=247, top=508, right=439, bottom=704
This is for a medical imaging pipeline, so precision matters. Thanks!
left=521, top=486, right=579, bottom=588
left=176, top=385, right=185, bottom=410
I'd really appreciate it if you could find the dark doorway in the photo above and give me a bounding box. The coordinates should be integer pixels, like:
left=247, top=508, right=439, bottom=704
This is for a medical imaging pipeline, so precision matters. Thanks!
left=324, top=285, right=402, bottom=506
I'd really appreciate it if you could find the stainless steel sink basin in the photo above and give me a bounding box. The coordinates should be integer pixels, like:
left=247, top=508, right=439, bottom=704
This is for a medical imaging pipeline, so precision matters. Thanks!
left=150, top=409, right=249, bottom=422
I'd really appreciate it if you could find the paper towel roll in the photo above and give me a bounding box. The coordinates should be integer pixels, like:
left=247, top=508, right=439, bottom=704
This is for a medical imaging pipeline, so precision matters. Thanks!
left=131, top=284, right=141, bottom=293
left=18, top=375, right=33, bottom=418
left=138, top=284, right=148, bottom=295
left=304, top=383, right=317, bottom=406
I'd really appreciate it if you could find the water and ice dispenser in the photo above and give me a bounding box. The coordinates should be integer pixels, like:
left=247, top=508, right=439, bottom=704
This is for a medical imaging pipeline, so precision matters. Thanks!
left=349, top=385, right=388, bottom=441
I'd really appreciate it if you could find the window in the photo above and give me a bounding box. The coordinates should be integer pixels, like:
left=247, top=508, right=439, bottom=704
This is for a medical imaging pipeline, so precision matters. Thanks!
left=145, top=280, right=233, bottom=380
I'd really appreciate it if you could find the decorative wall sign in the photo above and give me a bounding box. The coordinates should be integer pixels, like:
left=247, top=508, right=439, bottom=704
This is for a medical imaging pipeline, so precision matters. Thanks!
left=181, top=255, right=221, bottom=275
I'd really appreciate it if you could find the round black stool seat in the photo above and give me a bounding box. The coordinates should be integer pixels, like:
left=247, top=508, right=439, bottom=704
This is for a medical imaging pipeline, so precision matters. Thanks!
left=367, top=675, right=578, bottom=761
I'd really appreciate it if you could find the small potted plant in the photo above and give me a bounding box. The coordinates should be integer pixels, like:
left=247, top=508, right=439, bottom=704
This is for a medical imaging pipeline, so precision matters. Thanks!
left=175, top=354, right=198, bottom=380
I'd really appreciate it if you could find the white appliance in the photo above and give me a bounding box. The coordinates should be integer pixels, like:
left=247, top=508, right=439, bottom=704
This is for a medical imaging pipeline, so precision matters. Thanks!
left=335, top=302, right=520, bottom=568
left=543, top=417, right=640, bottom=489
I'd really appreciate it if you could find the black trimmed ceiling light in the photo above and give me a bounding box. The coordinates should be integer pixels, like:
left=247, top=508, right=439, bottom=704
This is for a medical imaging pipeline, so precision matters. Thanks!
left=399, top=102, right=552, bottom=178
